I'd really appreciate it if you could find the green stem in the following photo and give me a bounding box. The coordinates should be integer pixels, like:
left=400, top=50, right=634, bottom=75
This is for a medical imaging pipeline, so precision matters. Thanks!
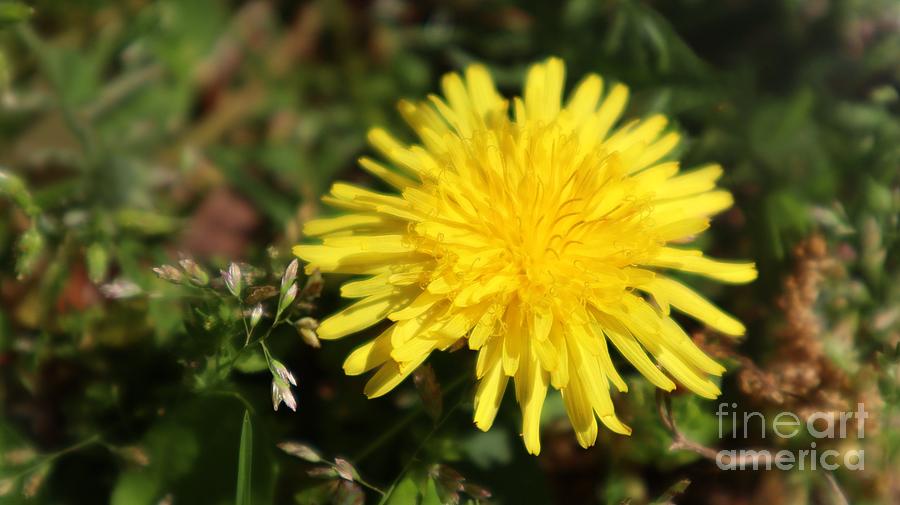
left=8, top=434, right=102, bottom=481
left=201, top=389, right=257, bottom=416
left=377, top=395, right=467, bottom=505
left=259, top=340, right=273, bottom=368
left=346, top=472, right=385, bottom=496
left=354, top=371, right=469, bottom=463
left=241, top=304, right=253, bottom=347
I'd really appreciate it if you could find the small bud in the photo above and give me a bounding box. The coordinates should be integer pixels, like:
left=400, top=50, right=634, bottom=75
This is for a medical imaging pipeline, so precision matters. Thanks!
left=307, top=466, right=338, bottom=479
left=271, top=359, right=297, bottom=386
left=272, top=377, right=297, bottom=412
left=100, top=279, right=142, bottom=299
left=281, top=259, right=299, bottom=295
left=296, top=317, right=321, bottom=348
left=152, top=265, right=183, bottom=284
left=271, top=379, right=281, bottom=410
left=299, top=327, right=320, bottom=349
left=283, top=392, right=297, bottom=411
left=179, top=257, right=209, bottom=286
left=277, top=441, right=322, bottom=463
left=222, top=263, right=243, bottom=298
left=333, top=458, right=358, bottom=482
left=277, top=283, right=298, bottom=317
left=250, top=304, right=263, bottom=329
left=297, top=317, right=319, bottom=330
left=117, top=446, right=151, bottom=466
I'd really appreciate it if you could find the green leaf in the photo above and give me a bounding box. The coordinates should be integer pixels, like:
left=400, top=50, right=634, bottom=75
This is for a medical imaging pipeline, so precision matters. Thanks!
left=0, top=170, right=39, bottom=216
left=461, top=429, right=512, bottom=469
left=86, top=242, right=109, bottom=284
left=384, top=475, right=419, bottom=505
left=143, top=422, right=199, bottom=479
left=236, top=410, right=253, bottom=505
left=110, top=470, right=159, bottom=505
left=234, top=349, right=269, bottom=373
left=0, top=2, right=33, bottom=26
left=294, top=482, right=336, bottom=505
left=421, top=478, right=442, bottom=505
left=15, top=225, right=43, bottom=279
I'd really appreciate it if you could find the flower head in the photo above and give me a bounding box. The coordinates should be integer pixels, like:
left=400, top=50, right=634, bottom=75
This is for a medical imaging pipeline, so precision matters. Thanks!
left=294, top=58, right=756, bottom=454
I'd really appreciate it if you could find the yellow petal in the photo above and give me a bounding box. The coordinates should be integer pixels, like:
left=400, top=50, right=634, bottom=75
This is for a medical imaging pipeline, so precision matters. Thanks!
left=518, top=353, right=549, bottom=455
left=596, top=84, right=629, bottom=140
left=343, top=326, right=394, bottom=375
left=653, top=190, right=734, bottom=220
left=656, top=345, right=721, bottom=399
left=561, top=371, right=598, bottom=448
left=474, top=359, right=508, bottom=431
left=591, top=314, right=676, bottom=391
left=659, top=163, right=723, bottom=199
left=341, top=274, right=394, bottom=298
left=465, top=63, right=504, bottom=119
left=303, top=213, right=394, bottom=237
left=648, top=276, right=746, bottom=336
left=364, top=353, right=430, bottom=398
left=633, top=132, right=680, bottom=172
left=548, top=321, right=570, bottom=389
left=565, top=74, right=603, bottom=122
left=648, top=248, right=758, bottom=284
left=358, top=157, right=416, bottom=189
left=317, top=288, right=416, bottom=339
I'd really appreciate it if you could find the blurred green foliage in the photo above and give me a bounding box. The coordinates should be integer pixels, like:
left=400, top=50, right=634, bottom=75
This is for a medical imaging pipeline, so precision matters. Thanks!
left=1, top=0, right=899, bottom=504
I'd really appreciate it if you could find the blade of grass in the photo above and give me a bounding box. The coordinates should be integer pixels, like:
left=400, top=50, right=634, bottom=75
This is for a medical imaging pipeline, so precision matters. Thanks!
left=236, top=410, right=253, bottom=505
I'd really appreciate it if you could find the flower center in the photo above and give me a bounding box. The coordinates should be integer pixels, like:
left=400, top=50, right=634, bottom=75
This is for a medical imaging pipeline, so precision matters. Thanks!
left=423, top=123, right=658, bottom=309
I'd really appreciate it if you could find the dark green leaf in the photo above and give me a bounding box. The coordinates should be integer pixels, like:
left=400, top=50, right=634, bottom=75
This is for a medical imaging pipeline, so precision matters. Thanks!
left=236, top=410, right=253, bottom=505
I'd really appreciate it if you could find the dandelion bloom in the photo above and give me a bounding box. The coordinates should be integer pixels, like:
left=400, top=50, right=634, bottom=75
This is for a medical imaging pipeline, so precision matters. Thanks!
left=294, top=58, right=756, bottom=454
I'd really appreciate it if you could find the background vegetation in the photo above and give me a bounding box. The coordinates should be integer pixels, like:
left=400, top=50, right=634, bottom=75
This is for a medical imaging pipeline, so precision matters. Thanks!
left=1, top=0, right=898, bottom=503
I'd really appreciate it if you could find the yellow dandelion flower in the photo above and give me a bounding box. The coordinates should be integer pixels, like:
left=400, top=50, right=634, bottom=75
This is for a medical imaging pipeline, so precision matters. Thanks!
left=294, top=57, right=756, bottom=455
